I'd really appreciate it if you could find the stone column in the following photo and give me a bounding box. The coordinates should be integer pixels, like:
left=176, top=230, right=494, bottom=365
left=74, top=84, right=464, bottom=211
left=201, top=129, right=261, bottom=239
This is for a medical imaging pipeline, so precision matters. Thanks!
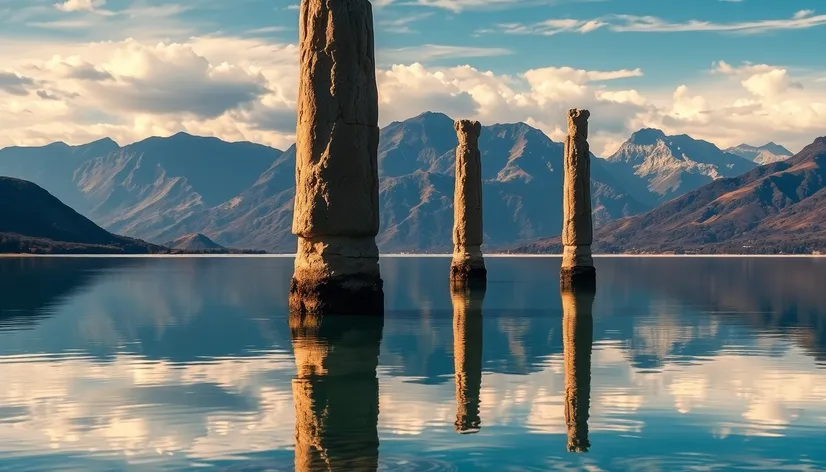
left=291, top=314, right=383, bottom=471
left=451, top=120, right=486, bottom=288
left=561, top=288, right=594, bottom=453
left=451, top=284, right=485, bottom=434
left=560, top=109, right=596, bottom=291
left=290, top=0, right=383, bottom=316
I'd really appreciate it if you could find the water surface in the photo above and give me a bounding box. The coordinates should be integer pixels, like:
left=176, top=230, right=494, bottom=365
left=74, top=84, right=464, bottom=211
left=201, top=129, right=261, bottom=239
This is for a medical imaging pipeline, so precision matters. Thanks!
left=1, top=256, right=825, bottom=471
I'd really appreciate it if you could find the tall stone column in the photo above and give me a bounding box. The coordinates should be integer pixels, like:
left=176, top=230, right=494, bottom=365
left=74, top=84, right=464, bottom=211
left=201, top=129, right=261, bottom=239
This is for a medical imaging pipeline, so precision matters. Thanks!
left=561, top=288, right=594, bottom=453
left=451, top=120, right=486, bottom=288
left=451, top=284, right=485, bottom=434
left=290, top=0, right=383, bottom=316
left=291, top=314, right=383, bottom=471
left=560, top=109, right=596, bottom=291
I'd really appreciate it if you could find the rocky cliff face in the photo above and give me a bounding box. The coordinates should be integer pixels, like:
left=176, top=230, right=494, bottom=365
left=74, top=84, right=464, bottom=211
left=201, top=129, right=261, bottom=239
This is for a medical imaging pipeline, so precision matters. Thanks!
left=602, top=128, right=757, bottom=206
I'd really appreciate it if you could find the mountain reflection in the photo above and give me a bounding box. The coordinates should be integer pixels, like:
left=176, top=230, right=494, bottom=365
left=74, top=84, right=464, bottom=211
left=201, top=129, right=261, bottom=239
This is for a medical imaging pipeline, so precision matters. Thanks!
left=451, top=285, right=485, bottom=434
left=562, top=289, right=594, bottom=453
left=0, top=257, right=139, bottom=331
left=290, top=313, right=384, bottom=471
left=1, top=257, right=826, bottom=470
left=595, top=258, right=826, bottom=366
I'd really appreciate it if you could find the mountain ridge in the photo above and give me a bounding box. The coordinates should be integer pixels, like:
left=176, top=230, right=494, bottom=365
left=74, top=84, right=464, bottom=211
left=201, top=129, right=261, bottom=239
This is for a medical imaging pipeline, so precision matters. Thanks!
left=726, top=142, right=793, bottom=165
left=601, top=127, right=758, bottom=206
left=516, top=136, right=826, bottom=254
left=0, top=115, right=807, bottom=253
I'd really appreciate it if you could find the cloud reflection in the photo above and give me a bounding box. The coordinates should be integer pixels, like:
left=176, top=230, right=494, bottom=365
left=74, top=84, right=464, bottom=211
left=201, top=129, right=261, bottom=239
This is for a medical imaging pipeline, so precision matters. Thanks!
left=0, top=257, right=824, bottom=470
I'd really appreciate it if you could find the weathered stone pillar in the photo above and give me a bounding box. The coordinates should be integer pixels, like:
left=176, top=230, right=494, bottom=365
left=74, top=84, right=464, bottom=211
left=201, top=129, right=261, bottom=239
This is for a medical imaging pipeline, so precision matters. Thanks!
left=561, top=288, right=594, bottom=453
left=451, top=120, right=486, bottom=288
left=560, top=109, right=596, bottom=291
left=291, top=314, right=383, bottom=471
left=290, top=0, right=383, bottom=315
left=451, top=284, right=485, bottom=434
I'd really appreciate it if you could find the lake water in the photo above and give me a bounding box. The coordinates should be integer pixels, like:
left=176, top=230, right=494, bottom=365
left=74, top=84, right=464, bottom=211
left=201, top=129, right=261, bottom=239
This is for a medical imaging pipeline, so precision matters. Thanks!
left=1, top=256, right=825, bottom=471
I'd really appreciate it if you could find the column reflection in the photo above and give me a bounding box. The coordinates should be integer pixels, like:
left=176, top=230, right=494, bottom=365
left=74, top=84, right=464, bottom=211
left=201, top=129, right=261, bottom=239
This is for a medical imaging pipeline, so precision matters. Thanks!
left=451, top=285, right=485, bottom=434
left=290, top=313, right=384, bottom=471
left=561, top=288, right=594, bottom=452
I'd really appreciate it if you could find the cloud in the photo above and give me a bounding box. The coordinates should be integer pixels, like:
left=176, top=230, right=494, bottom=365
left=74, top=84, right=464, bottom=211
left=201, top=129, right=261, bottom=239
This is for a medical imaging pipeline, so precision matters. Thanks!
left=0, top=35, right=824, bottom=158
left=795, top=9, right=815, bottom=20
left=21, top=2, right=195, bottom=40
left=86, top=40, right=269, bottom=117
left=741, top=70, right=803, bottom=98
left=54, top=0, right=106, bottom=13
left=495, top=18, right=607, bottom=35
left=712, top=60, right=775, bottom=76
left=492, top=10, right=826, bottom=36
left=381, top=0, right=596, bottom=12
left=379, top=44, right=513, bottom=63
left=597, top=89, right=647, bottom=106
left=712, top=61, right=804, bottom=98
left=378, top=12, right=434, bottom=34
left=0, top=71, right=35, bottom=96
left=610, top=11, right=826, bottom=33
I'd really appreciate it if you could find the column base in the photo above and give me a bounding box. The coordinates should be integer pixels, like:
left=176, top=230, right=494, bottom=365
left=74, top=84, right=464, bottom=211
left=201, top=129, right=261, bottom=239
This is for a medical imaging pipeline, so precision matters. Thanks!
left=450, top=263, right=487, bottom=290
left=289, top=275, right=384, bottom=317
left=560, top=266, right=596, bottom=293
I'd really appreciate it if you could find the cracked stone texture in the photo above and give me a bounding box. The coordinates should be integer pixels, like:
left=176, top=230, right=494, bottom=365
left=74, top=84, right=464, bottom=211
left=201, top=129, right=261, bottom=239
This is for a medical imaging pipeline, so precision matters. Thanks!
left=291, top=314, right=383, bottom=471
left=292, top=0, right=381, bottom=298
left=562, top=109, right=594, bottom=270
left=451, top=285, right=485, bottom=434
left=562, top=289, right=594, bottom=453
left=451, top=120, right=486, bottom=281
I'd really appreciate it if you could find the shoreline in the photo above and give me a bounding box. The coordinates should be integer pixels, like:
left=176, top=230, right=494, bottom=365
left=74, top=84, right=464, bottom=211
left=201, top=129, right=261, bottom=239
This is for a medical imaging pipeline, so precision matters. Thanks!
left=3, top=253, right=826, bottom=259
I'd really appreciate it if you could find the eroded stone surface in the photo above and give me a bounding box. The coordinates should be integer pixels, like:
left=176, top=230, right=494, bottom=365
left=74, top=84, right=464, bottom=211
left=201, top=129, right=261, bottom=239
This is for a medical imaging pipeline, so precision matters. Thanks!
left=562, top=288, right=594, bottom=453
left=291, top=314, right=383, bottom=471
left=451, top=285, right=485, bottom=434
left=561, top=109, right=595, bottom=287
left=292, top=0, right=382, bottom=311
left=451, top=120, right=486, bottom=283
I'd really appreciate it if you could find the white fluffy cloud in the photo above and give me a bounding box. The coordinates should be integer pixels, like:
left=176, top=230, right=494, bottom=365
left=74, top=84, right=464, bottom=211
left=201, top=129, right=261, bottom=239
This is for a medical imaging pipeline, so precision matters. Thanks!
left=55, top=0, right=106, bottom=13
left=0, top=36, right=298, bottom=150
left=713, top=60, right=804, bottom=98
left=0, top=34, right=824, bottom=156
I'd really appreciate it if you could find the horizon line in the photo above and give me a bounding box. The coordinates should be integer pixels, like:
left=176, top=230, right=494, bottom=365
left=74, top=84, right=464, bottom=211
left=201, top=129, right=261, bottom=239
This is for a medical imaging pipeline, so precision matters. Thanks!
left=3, top=253, right=826, bottom=259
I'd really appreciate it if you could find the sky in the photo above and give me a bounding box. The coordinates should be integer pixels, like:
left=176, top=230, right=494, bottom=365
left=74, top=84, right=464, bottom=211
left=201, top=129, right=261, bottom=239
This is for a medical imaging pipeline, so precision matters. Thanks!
left=0, top=0, right=825, bottom=156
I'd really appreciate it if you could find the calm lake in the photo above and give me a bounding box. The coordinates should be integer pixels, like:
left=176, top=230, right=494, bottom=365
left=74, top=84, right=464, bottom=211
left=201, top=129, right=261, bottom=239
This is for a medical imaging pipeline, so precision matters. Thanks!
left=1, top=256, right=825, bottom=471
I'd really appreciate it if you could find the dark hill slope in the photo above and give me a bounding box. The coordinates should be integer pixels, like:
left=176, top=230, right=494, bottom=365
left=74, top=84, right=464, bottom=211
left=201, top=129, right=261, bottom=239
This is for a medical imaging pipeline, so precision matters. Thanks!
left=0, top=177, right=163, bottom=254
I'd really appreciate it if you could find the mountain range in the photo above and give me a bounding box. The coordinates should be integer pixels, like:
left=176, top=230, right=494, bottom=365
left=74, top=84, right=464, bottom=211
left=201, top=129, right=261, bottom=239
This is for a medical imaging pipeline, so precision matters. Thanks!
left=518, top=137, right=826, bottom=254
left=725, top=142, right=793, bottom=165
left=0, top=111, right=815, bottom=253
left=601, top=128, right=758, bottom=207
